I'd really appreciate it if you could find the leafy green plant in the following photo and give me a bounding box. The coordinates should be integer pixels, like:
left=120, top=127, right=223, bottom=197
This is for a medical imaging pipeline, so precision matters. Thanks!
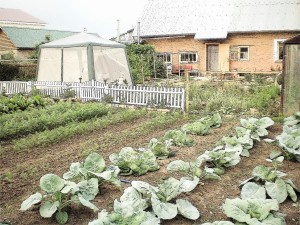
left=181, top=121, right=211, bottom=135
left=240, top=165, right=300, bottom=203
left=0, top=102, right=110, bottom=140
left=148, top=138, right=174, bottom=159
left=162, top=129, right=194, bottom=147
left=198, top=145, right=241, bottom=170
left=20, top=174, right=99, bottom=224
left=237, top=117, right=274, bottom=141
left=89, top=177, right=200, bottom=224
left=276, top=125, right=300, bottom=162
left=109, top=147, right=160, bottom=176
left=167, top=158, right=223, bottom=182
left=223, top=198, right=286, bottom=225
left=283, top=112, right=300, bottom=127
left=63, top=152, right=121, bottom=189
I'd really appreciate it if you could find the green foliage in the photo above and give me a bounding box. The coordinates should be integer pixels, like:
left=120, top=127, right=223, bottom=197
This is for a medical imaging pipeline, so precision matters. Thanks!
left=0, top=94, right=50, bottom=114
left=109, top=147, right=160, bottom=176
left=0, top=102, right=110, bottom=140
left=189, top=83, right=280, bottom=115
left=63, top=152, right=121, bottom=188
left=13, top=108, right=147, bottom=150
left=125, top=44, right=166, bottom=84
left=20, top=174, right=99, bottom=224
left=162, top=129, right=194, bottom=147
left=148, top=138, right=174, bottom=159
left=222, top=198, right=285, bottom=225
left=240, top=165, right=300, bottom=203
left=181, top=113, right=222, bottom=135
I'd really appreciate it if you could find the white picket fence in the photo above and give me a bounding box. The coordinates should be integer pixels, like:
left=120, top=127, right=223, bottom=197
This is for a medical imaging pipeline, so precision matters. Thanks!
left=0, top=81, right=185, bottom=110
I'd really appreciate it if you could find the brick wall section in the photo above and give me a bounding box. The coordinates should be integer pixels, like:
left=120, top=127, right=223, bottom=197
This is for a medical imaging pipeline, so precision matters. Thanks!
left=144, top=32, right=299, bottom=73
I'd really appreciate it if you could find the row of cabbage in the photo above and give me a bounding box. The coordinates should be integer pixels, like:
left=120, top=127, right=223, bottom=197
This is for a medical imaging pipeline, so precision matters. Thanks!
left=20, top=113, right=221, bottom=224
left=20, top=112, right=300, bottom=225
left=197, top=112, right=300, bottom=225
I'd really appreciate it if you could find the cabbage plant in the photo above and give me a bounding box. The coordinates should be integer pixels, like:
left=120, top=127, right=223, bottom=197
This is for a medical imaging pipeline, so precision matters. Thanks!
left=88, top=177, right=200, bottom=224
left=198, top=113, right=222, bottom=128
left=240, top=165, right=300, bottom=203
left=148, top=138, right=174, bottom=159
left=181, top=121, right=211, bottom=135
left=198, top=145, right=241, bottom=170
left=237, top=117, right=274, bottom=141
left=276, top=125, right=300, bottom=162
left=283, top=111, right=300, bottom=127
left=109, top=147, right=159, bottom=176
left=162, top=129, right=194, bottom=147
left=167, top=158, right=223, bottom=182
left=20, top=174, right=99, bottom=224
left=63, top=152, right=121, bottom=188
left=223, top=198, right=286, bottom=225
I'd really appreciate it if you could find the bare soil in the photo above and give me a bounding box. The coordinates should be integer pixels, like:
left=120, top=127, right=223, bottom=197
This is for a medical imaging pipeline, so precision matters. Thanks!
left=0, top=114, right=299, bottom=225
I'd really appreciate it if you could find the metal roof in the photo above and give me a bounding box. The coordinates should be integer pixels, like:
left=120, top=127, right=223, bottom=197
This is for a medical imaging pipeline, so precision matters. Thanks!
left=1, top=27, right=77, bottom=48
left=0, top=8, right=46, bottom=25
left=137, top=0, right=300, bottom=40
left=41, top=32, right=125, bottom=48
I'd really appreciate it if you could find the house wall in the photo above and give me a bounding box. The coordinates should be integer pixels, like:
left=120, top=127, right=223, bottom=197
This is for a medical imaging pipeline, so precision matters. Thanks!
left=144, top=32, right=299, bottom=74
left=0, top=29, right=16, bottom=52
left=0, top=30, right=32, bottom=59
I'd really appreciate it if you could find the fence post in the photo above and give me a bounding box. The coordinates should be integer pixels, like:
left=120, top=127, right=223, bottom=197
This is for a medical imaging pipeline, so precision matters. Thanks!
left=91, top=79, right=95, bottom=100
left=27, top=81, right=33, bottom=93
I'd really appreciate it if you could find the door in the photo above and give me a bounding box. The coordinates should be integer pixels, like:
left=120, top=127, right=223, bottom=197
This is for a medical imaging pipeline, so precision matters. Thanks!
left=206, top=45, right=219, bottom=71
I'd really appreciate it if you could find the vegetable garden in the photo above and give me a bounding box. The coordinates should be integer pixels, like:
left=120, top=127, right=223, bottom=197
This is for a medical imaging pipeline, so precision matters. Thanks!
left=0, top=85, right=299, bottom=225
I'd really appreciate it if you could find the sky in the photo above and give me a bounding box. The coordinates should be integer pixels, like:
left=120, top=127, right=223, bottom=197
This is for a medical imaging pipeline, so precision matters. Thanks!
left=0, top=0, right=148, bottom=39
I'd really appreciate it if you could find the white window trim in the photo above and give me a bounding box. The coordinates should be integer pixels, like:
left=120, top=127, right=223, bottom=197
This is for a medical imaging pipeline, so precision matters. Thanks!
left=179, top=52, right=198, bottom=63
left=238, top=46, right=249, bottom=61
left=274, top=39, right=286, bottom=62
left=156, top=52, right=172, bottom=63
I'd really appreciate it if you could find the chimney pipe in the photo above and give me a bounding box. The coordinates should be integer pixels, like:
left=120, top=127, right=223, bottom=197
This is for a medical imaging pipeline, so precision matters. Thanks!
left=137, top=21, right=141, bottom=44
left=116, top=19, right=120, bottom=42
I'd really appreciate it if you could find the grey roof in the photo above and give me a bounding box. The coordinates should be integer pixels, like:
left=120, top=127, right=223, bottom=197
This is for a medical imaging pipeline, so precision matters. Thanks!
left=137, top=0, right=300, bottom=40
left=0, top=8, right=46, bottom=25
left=41, top=32, right=125, bottom=48
left=1, top=27, right=77, bottom=48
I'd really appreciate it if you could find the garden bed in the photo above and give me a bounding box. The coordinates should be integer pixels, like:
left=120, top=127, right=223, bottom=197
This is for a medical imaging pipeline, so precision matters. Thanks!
left=0, top=110, right=299, bottom=225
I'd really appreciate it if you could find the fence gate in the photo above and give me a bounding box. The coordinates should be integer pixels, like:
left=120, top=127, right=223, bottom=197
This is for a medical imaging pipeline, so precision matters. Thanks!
left=282, top=35, right=300, bottom=115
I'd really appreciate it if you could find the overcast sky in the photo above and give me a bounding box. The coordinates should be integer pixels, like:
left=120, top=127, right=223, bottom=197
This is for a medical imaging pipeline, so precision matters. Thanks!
left=0, top=0, right=148, bottom=39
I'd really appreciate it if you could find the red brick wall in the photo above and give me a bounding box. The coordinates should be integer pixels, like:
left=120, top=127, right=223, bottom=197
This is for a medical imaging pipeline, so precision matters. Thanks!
left=144, top=32, right=299, bottom=73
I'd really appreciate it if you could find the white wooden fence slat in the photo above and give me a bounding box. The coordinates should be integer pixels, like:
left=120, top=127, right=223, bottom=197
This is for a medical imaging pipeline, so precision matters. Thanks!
left=0, top=81, right=185, bottom=110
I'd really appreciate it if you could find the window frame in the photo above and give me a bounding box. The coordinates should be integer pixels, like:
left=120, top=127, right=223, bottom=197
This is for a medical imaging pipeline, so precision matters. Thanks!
left=156, top=52, right=172, bottom=63
left=230, top=46, right=250, bottom=61
left=179, top=52, right=198, bottom=63
left=274, top=39, right=285, bottom=62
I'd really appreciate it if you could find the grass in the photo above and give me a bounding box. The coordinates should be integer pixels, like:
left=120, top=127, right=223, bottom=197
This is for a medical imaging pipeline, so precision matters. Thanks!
left=189, top=82, right=280, bottom=116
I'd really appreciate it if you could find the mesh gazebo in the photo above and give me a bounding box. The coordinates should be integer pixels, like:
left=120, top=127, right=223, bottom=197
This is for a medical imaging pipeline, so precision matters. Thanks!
left=37, top=32, right=132, bottom=84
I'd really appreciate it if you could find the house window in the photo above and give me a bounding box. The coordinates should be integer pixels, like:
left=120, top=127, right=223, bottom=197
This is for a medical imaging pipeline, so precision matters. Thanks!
left=230, top=46, right=249, bottom=61
left=156, top=53, right=172, bottom=63
left=179, top=52, right=198, bottom=63
left=274, top=39, right=285, bottom=62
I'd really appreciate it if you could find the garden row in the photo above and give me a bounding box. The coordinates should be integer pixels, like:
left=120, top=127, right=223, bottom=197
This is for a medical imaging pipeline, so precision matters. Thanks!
left=20, top=111, right=300, bottom=224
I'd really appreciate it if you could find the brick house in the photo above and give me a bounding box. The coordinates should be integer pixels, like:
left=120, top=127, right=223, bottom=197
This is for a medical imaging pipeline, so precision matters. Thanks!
left=136, top=0, right=300, bottom=75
